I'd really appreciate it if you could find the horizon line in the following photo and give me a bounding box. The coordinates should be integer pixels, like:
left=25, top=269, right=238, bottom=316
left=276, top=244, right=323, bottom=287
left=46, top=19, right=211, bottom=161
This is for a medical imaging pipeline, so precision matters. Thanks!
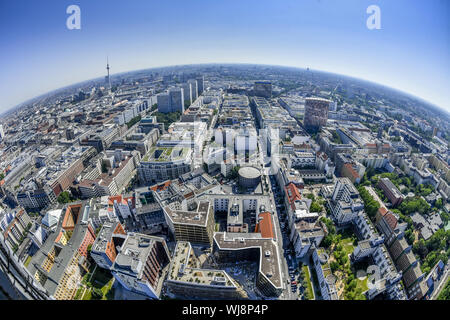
left=3, top=62, right=449, bottom=118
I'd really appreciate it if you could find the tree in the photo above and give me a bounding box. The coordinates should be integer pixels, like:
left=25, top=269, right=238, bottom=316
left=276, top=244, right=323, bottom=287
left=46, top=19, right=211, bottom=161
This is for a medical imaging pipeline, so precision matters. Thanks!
left=126, top=115, right=142, bottom=129
left=322, top=234, right=333, bottom=248
left=399, top=197, right=430, bottom=215
left=404, top=228, right=415, bottom=245
left=357, top=186, right=380, bottom=221
left=229, top=166, right=240, bottom=179
left=437, top=279, right=450, bottom=300
left=413, top=239, right=428, bottom=260
left=330, top=261, right=339, bottom=273
left=320, top=217, right=336, bottom=234
left=435, top=198, right=443, bottom=210
left=306, top=193, right=315, bottom=200
left=440, top=210, right=449, bottom=223
left=57, top=191, right=71, bottom=204
left=310, top=201, right=322, bottom=213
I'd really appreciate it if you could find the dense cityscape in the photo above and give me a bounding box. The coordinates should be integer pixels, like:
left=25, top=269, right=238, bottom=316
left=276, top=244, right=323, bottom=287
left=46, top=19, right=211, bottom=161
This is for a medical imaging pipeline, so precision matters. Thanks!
left=0, top=63, right=448, bottom=301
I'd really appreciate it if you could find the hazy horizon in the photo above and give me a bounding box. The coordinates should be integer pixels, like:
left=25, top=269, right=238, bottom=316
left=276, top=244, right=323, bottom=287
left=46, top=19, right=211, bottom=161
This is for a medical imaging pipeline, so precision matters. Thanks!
left=5, top=62, right=449, bottom=119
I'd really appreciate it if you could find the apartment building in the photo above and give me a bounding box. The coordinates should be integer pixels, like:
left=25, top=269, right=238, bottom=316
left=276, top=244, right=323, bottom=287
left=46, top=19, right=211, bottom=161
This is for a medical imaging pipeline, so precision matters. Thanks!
left=377, top=177, right=404, bottom=207
left=388, top=235, right=428, bottom=300
left=90, top=221, right=126, bottom=269
left=138, top=147, right=193, bottom=184
left=166, top=241, right=247, bottom=299
left=311, top=247, right=339, bottom=300
left=110, top=233, right=171, bottom=299
left=78, top=150, right=140, bottom=198
left=1, top=209, right=32, bottom=250
left=326, top=178, right=364, bottom=226
left=213, top=232, right=283, bottom=297
left=27, top=202, right=96, bottom=300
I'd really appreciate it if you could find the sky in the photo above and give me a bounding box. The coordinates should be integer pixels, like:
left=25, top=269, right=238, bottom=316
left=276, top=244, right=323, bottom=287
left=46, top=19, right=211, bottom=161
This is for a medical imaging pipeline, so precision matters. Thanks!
left=0, top=0, right=449, bottom=113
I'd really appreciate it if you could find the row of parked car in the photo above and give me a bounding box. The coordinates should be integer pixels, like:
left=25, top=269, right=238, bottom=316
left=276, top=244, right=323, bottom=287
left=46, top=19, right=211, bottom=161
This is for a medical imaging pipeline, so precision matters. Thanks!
left=270, top=175, right=302, bottom=298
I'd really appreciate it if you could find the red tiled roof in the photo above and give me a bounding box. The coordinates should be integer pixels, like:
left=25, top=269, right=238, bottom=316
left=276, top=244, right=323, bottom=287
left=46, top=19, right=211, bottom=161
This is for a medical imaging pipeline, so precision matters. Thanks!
left=378, top=207, right=388, bottom=216
left=285, top=183, right=302, bottom=211
left=108, top=195, right=123, bottom=206
left=150, top=180, right=171, bottom=191
left=255, top=212, right=275, bottom=239
left=285, top=183, right=301, bottom=203
left=384, top=212, right=398, bottom=230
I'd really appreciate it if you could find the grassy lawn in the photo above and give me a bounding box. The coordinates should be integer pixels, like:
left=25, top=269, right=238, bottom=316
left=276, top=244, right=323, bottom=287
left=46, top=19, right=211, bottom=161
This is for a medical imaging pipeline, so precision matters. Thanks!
left=79, top=267, right=115, bottom=300
left=101, top=278, right=115, bottom=300
left=342, top=241, right=355, bottom=256
left=328, top=231, right=365, bottom=299
left=81, top=288, right=92, bottom=300
left=356, top=277, right=368, bottom=292
left=73, top=287, right=84, bottom=300
left=302, top=266, right=314, bottom=300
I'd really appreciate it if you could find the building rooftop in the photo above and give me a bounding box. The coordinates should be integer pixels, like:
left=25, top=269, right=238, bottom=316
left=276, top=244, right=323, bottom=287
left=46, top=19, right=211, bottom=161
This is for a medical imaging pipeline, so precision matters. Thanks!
left=167, top=241, right=236, bottom=288
left=213, top=232, right=282, bottom=290
left=141, top=146, right=191, bottom=162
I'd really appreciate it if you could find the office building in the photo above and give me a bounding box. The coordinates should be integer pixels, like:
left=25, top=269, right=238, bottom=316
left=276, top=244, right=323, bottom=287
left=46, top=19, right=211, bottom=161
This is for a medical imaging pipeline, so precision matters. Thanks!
left=157, top=88, right=184, bottom=113
left=304, top=97, right=330, bottom=132
left=196, top=76, right=204, bottom=95
left=138, top=147, right=193, bottom=184
left=254, top=81, right=272, bottom=98
left=111, top=233, right=171, bottom=299
left=90, top=221, right=127, bottom=269
left=188, top=79, right=198, bottom=101
left=166, top=241, right=247, bottom=299
left=326, top=178, right=364, bottom=226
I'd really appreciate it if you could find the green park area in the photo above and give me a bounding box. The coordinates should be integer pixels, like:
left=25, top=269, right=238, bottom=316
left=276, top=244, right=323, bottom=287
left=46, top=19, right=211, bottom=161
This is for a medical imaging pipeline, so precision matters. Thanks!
left=74, top=266, right=115, bottom=300
left=319, top=218, right=366, bottom=300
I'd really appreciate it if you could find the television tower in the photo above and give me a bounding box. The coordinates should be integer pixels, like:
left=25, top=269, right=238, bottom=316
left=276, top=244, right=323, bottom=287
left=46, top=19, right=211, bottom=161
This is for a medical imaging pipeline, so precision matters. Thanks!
left=106, top=57, right=111, bottom=91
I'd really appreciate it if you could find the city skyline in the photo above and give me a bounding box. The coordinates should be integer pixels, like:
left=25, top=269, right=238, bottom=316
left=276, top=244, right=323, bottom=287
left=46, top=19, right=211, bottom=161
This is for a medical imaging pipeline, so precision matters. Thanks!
left=0, top=0, right=449, bottom=113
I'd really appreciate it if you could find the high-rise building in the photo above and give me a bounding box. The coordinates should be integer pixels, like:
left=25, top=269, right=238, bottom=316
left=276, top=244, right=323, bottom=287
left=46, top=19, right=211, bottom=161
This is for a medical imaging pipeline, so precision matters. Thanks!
left=304, top=97, right=330, bottom=132
left=0, top=124, right=5, bottom=141
left=157, top=88, right=184, bottom=113
left=65, top=128, right=75, bottom=140
left=196, top=76, right=204, bottom=95
left=164, top=198, right=215, bottom=246
left=110, top=233, right=171, bottom=299
left=188, top=79, right=198, bottom=101
left=254, top=81, right=272, bottom=98
left=90, top=221, right=127, bottom=269
left=181, top=82, right=192, bottom=107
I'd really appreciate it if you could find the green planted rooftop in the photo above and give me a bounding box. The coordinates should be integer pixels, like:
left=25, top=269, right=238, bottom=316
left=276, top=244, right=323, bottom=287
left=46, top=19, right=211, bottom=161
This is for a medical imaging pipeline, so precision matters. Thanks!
left=141, top=146, right=189, bottom=162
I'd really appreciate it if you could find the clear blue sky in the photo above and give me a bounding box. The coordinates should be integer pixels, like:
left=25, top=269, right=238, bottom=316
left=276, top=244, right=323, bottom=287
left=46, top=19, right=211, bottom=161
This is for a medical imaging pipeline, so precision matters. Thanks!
left=0, top=0, right=449, bottom=112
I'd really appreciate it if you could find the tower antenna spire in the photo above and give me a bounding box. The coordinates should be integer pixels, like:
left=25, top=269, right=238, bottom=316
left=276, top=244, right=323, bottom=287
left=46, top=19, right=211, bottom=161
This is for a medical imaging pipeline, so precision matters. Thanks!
left=106, top=56, right=111, bottom=92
